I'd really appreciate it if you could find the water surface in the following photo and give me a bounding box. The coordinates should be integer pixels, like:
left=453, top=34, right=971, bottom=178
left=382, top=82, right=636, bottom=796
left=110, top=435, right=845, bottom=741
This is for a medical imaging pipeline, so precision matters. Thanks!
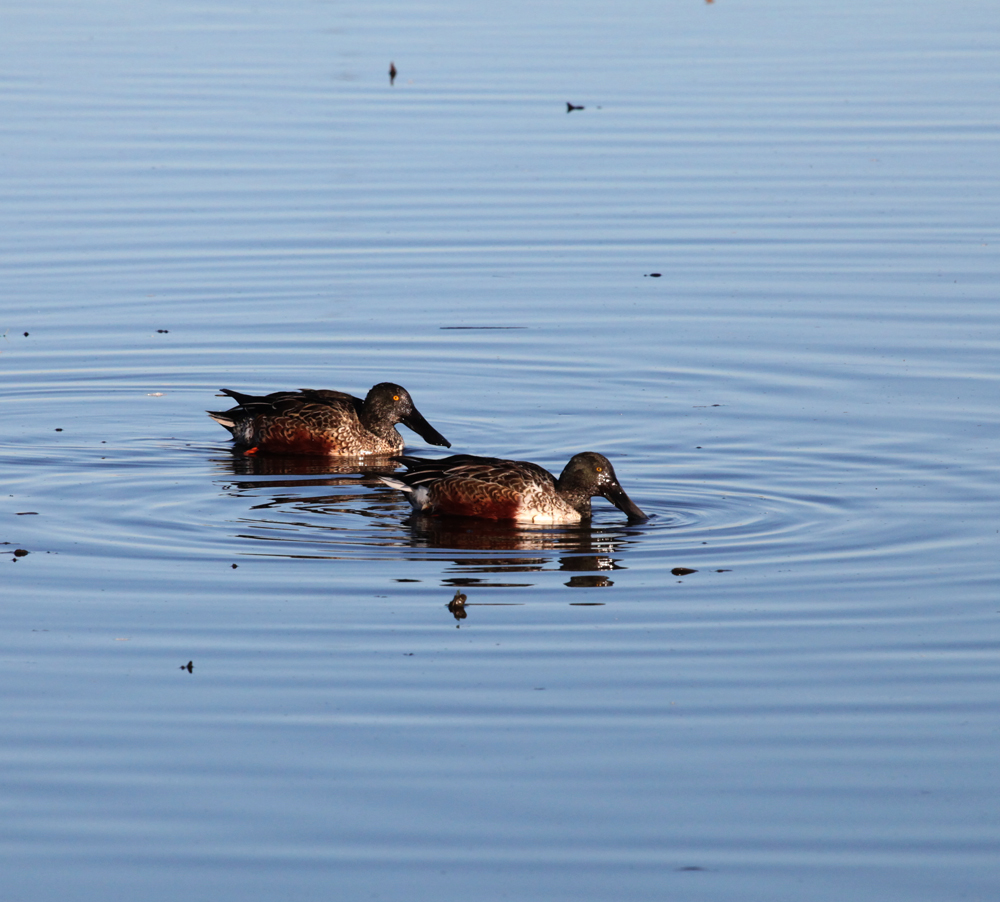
left=2, top=1, right=999, bottom=899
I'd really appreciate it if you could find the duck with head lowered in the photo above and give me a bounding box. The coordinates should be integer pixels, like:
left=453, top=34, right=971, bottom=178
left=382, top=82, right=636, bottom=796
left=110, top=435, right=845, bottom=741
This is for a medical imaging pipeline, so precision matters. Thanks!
left=380, top=452, right=647, bottom=524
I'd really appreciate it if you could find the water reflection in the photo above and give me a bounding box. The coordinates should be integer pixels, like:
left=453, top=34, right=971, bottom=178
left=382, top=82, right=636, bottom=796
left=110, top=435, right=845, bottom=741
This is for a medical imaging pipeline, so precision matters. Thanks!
left=565, top=574, right=615, bottom=588
left=405, top=512, right=628, bottom=554
left=401, top=513, right=634, bottom=587
left=217, top=453, right=399, bottom=480
left=214, top=453, right=400, bottom=511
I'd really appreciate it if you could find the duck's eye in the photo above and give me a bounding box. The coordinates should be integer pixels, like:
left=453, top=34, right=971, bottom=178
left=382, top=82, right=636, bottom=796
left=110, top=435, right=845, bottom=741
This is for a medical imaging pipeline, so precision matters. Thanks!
left=595, top=466, right=603, bottom=473
left=393, top=395, right=400, bottom=401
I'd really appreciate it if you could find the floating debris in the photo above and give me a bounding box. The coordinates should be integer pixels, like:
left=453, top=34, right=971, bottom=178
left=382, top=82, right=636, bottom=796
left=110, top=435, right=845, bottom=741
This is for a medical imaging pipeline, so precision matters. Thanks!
left=448, top=590, right=468, bottom=624
left=671, top=567, right=697, bottom=576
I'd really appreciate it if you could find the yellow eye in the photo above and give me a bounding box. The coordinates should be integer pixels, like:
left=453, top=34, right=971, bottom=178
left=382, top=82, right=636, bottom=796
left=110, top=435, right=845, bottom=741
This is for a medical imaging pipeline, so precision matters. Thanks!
left=596, top=466, right=603, bottom=472
left=393, top=395, right=400, bottom=401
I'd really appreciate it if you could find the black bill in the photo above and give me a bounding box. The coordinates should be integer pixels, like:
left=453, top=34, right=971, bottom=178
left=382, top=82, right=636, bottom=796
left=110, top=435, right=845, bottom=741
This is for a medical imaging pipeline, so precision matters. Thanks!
left=602, top=481, right=648, bottom=521
left=402, top=407, right=451, bottom=448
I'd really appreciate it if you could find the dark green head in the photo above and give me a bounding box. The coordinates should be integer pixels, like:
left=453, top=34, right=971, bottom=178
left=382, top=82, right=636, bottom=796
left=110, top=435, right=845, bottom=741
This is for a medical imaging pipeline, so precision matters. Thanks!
left=557, top=452, right=647, bottom=521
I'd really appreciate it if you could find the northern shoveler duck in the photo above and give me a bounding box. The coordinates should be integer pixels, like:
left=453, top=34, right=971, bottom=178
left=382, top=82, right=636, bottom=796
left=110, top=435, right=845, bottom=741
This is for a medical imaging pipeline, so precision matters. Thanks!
left=207, top=383, right=451, bottom=456
left=380, top=452, right=647, bottom=524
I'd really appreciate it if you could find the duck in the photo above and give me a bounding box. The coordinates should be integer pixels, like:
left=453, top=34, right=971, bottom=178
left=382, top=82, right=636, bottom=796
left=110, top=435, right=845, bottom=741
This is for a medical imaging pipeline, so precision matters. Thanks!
left=380, top=452, right=647, bottom=524
left=207, top=383, right=451, bottom=455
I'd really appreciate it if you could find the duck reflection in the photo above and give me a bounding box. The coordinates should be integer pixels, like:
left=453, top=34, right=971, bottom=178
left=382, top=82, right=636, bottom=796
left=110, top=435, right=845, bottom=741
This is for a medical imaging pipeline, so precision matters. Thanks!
left=217, top=452, right=399, bottom=480
left=406, top=512, right=627, bottom=554
left=212, top=453, right=404, bottom=518
left=565, top=575, right=614, bottom=587
left=407, top=513, right=632, bottom=587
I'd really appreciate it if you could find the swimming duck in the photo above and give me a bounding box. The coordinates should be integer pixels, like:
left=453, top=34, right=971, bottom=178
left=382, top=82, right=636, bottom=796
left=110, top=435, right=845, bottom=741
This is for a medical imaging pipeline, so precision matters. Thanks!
left=380, top=452, right=647, bottom=524
left=207, top=383, right=451, bottom=455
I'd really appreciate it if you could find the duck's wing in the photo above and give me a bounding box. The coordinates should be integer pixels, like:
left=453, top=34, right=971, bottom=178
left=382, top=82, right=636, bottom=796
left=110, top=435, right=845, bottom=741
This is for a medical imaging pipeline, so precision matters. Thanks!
left=218, top=388, right=360, bottom=416
left=208, top=388, right=295, bottom=429
left=395, top=455, right=556, bottom=490
left=298, top=388, right=363, bottom=407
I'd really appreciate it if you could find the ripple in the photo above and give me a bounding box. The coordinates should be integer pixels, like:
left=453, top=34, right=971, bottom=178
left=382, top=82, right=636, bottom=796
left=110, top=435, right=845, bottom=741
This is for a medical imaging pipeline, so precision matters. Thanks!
left=0, top=423, right=862, bottom=592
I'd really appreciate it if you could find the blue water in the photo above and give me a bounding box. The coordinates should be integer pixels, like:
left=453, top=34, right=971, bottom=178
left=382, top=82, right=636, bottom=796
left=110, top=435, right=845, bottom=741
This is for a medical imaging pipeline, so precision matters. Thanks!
left=2, top=1, right=999, bottom=899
